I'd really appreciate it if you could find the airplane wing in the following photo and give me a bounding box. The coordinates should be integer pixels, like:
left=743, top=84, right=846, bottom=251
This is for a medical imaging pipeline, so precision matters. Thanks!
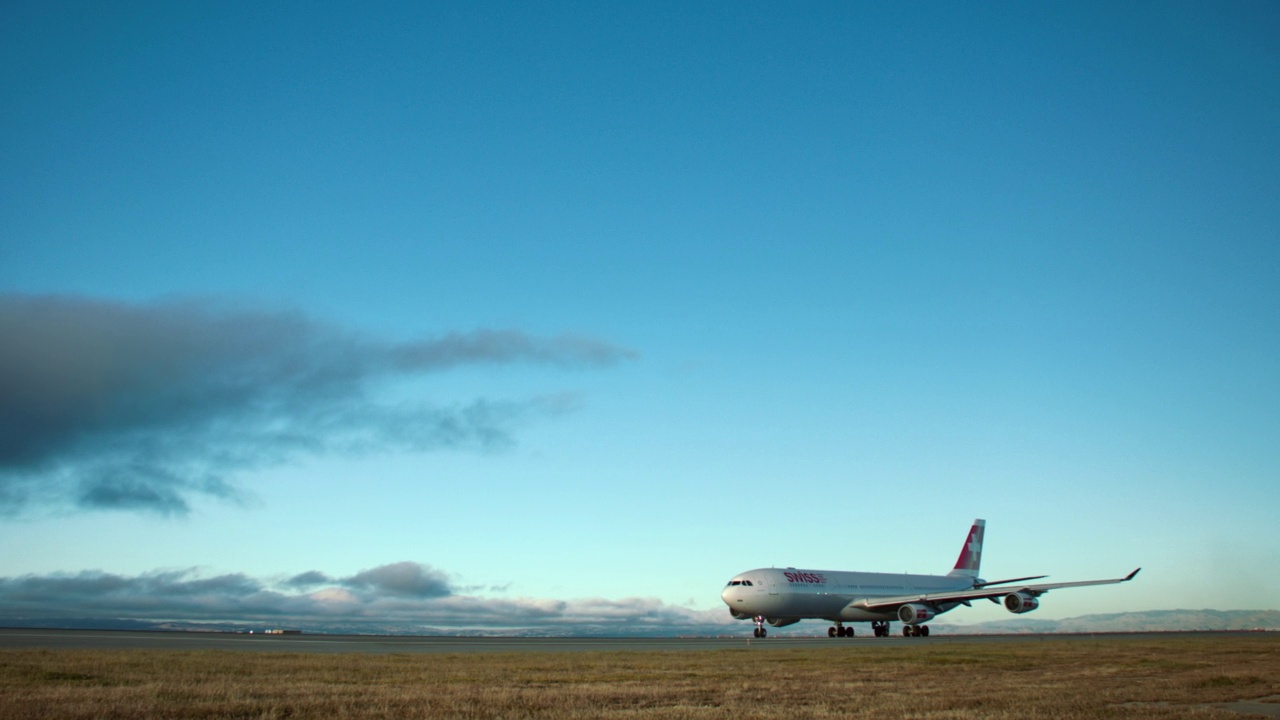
left=973, top=575, right=1046, bottom=587
left=850, top=568, right=1141, bottom=611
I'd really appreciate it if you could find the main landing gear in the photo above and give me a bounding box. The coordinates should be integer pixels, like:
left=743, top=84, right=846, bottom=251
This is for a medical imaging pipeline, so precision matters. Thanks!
left=829, top=621, right=899, bottom=638
left=748, top=619, right=929, bottom=639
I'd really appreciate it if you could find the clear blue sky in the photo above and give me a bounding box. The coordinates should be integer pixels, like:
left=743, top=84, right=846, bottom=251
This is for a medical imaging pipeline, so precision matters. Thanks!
left=2, top=1, right=1277, bottom=632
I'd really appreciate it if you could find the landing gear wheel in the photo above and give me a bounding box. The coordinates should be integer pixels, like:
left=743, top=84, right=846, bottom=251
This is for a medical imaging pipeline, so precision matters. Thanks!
left=921, top=625, right=930, bottom=637
left=828, top=626, right=837, bottom=637
left=843, top=626, right=854, bottom=637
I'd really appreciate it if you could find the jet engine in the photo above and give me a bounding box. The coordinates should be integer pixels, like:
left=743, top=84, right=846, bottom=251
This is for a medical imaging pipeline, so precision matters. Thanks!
left=767, top=617, right=800, bottom=628
left=1003, top=592, right=1040, bottom=614
left=897, top=604, right=936, bottom=625
left=730, top=609, right=753, bottom=620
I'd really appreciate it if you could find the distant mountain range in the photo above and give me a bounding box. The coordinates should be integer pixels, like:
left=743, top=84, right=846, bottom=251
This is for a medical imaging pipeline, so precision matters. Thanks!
left=3, top=609, right=1277, bottom=637
left=938, top=609, right=1280, bottom=635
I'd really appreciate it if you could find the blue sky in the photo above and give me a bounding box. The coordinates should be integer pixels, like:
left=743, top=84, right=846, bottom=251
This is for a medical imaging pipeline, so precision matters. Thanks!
left=2, top=1, right=1277, bottom=633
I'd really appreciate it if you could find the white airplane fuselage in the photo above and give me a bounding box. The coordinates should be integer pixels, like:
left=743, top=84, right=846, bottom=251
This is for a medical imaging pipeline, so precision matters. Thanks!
left=720, top=518, right=1139, bottom=637
left=721, top=568, right=969, bottom=623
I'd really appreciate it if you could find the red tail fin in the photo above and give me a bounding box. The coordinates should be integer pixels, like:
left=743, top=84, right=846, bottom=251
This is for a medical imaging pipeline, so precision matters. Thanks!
left=948, top=519, right=985, bottom=578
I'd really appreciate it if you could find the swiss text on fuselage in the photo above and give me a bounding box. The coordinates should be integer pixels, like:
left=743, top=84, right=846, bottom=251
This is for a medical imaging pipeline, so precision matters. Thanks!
left=783, top=572, right=825, bottom=584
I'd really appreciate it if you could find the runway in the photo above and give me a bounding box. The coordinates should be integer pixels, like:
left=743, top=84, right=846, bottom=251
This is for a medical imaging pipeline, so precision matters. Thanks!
left=0, top=628, right=1232, bottom=654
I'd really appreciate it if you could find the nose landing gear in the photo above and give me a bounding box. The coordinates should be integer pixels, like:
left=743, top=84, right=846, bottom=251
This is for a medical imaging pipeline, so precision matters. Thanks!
left=753, top=616, right=767, bottom=637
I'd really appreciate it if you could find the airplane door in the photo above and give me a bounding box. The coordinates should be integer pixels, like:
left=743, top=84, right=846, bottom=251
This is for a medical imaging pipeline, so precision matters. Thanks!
left=766, top=573, right=779, bottom=595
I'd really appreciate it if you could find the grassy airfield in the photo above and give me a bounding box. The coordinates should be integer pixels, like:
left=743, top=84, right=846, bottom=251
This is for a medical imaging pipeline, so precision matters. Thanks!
left=2, top=634, right=1276, bottom=719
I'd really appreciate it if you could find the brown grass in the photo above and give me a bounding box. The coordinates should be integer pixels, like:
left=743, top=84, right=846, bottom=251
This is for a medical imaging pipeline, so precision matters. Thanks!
left=1, top=634, right=1277, bottom=719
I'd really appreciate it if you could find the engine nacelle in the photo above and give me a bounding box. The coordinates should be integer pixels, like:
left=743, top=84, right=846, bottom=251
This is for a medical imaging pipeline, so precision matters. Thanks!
left=1003, top=592, right=1040, bottom=614
left=730, top=609, right=752, bottom=620
left=767, top=617, right=800, bottom=628
left=897, top=603, right=936, bottom=625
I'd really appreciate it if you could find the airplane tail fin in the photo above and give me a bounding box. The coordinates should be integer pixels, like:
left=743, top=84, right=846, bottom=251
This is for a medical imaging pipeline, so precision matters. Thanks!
left=947, top=518, right=985, bottom=578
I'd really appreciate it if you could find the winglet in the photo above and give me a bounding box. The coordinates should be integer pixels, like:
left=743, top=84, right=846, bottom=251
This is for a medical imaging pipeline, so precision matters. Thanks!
left=1124, top=568, right=1141, bottom=581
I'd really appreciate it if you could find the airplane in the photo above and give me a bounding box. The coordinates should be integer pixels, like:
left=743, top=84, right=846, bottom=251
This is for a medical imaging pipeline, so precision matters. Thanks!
left=720, top=518, right=1139, bottom=638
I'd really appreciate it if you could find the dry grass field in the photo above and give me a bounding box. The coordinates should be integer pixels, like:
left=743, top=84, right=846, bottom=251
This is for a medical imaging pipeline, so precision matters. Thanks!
left=1, top=634, right=1277, bottom=719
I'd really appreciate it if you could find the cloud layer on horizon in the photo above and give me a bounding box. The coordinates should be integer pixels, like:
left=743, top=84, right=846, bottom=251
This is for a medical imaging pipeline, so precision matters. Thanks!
left=0, top=293, right=636, bottom=516
left=0, top=562, right=726, bottom=632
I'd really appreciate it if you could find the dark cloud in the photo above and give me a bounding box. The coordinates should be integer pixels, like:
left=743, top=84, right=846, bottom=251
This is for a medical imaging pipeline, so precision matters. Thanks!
left=340, top=561, right=452, bottom=599
left=0, top=568, right=276, bottom=617
left=0, top=293, right=636, bottom=516
left=391, top=330, right=638, bottom=371
left=0, top=563, right=727, bottom=634
left=285, top=571, right=331, bottom=588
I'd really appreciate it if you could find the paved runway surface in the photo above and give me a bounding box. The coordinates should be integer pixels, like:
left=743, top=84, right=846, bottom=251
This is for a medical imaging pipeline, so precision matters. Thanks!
left=0, top=628, right=1225, bottom=654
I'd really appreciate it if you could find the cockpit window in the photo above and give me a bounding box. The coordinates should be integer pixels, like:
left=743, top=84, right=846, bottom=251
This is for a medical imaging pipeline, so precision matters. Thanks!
left=743, top=580, right=753, bottom=586
left=726, top=580, right=754, bottom=587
